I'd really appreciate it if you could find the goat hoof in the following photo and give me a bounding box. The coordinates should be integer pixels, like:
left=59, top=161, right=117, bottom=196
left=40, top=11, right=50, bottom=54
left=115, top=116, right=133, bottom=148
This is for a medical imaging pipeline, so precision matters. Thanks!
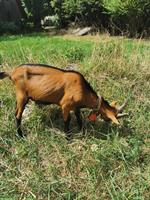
left=65, top=131, right=72, bottom=140
left=17, top=130, right=25, bottom=138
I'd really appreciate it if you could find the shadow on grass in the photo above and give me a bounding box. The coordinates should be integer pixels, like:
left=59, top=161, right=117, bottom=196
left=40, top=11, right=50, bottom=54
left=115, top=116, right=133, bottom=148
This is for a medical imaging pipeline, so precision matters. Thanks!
left=38, top=106, right=134, bottom=140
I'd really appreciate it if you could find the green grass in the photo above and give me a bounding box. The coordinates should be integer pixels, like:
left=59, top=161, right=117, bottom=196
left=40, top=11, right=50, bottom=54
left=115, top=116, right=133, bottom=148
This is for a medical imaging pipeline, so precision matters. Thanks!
left=0, top=33, right=150, bottom=199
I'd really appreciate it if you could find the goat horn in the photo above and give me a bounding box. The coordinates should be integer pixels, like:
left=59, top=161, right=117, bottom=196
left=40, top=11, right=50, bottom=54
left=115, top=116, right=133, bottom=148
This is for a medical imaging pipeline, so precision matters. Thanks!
left=117, top=98, right=129, bottom=113
left=117, top=113, right=129, bottom=118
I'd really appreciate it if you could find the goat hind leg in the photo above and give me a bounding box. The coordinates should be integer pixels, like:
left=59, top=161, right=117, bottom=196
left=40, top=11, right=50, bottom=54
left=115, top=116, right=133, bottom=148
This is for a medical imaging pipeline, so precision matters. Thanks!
left=15, top=95, right=28, bottom=137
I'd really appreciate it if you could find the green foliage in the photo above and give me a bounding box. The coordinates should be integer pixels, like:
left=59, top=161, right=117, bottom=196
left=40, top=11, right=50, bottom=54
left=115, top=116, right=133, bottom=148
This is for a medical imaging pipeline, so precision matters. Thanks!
left=64, top=0, right=106, bottom=25
left=0, top=22, right=21, bottom=35
left=0, top=0, right=149, bottom=36
left=49, top=0, right=150, bottom=36
left=103, top=0, right=150, bottom=36
left=21, top=0, right=53, bottom=27
left=50, top=0, right=107, bottom=27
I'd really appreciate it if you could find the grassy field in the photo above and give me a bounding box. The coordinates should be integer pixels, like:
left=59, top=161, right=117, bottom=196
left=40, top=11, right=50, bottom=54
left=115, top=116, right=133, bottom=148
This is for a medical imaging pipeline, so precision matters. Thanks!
left=0, top=33, right=150, bottom=199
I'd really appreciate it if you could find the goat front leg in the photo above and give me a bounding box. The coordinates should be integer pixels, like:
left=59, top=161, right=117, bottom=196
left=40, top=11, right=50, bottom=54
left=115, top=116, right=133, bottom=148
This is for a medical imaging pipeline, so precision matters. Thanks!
left=75, top=108, right=83, bottom=131
left=61, top=105, right=71, bottom=139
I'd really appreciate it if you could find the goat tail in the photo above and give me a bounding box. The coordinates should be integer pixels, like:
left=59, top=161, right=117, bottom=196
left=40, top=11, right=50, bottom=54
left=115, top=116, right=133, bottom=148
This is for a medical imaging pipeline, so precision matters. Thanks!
left=0, top=72, right=10, bottom=79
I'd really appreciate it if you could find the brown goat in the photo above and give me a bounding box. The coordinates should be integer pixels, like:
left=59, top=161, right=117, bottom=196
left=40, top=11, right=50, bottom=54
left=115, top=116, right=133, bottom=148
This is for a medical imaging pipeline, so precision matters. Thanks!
left=0, top=64, right=128, bottom=138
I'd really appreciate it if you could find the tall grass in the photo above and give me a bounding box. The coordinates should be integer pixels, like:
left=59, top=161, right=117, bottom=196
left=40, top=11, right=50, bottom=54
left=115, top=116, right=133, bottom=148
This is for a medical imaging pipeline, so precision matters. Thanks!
left=0, top=34, right=150, bottom=199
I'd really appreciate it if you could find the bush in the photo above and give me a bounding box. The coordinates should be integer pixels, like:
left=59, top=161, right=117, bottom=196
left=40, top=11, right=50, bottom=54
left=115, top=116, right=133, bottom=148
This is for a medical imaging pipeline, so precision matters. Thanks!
left=51, top=0, right=108, bottom=27
left=103, top=0, right=150, bottom=37
left=3, top=0, right=148, bottom=37
left=50, top=0, right=150, bottom=36
left=0, top=22, right=21, bottom=35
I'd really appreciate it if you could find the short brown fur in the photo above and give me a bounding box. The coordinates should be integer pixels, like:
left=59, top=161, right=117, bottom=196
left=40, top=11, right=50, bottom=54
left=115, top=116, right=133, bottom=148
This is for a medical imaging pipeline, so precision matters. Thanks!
left=0, top=64, right=124, bottom=137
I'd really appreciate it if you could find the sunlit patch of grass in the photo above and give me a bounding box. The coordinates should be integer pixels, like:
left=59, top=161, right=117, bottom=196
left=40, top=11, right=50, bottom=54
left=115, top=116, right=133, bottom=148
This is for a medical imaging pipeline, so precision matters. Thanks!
left=0, top=33, right=150, bottom=199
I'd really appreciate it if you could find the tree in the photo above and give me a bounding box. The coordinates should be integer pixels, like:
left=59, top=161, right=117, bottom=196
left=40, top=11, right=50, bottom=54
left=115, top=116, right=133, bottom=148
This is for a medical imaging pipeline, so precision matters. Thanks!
left=21, top=0, right=53, bottom=28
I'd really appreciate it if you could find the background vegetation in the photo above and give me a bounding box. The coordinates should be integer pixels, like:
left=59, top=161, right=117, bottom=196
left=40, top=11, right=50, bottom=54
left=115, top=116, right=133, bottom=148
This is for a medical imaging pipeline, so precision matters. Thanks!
left=0, top=0, right=150, bottom=37
left=0, top=34, right=150, bottom=199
